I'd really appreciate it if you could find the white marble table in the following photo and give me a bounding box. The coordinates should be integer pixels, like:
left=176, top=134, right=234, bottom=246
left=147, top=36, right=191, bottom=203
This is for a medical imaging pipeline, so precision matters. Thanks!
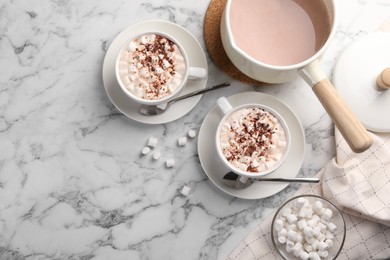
left=1, top=0, right=389, bottom=259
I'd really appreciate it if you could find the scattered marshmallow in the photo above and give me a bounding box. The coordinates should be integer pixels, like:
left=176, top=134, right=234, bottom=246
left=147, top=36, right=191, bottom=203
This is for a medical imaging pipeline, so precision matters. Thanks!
left=188, top=129, right=196, bottom=138
left=178, top=136, right=187, bottom=146
left=180, top=185, right=191, bottom=196
left=152, top=151, right=161, bottom=160
left=274, top=197, right=340, bottom=259
left=141, top=146, right=150, bottom=155
left=166, top=158, right=175, bottom=168
left=309, top=252, right=321, bottom=260
left=147, top=137, right=158, bottom=148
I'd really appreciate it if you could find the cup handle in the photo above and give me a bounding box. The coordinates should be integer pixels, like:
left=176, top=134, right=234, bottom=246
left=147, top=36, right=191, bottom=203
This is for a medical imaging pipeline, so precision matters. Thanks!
left=217, top=96, right=233, bottom=115
left=188, top=67, right=207, bottom=80
left=299, top=60, right=373, bottom=153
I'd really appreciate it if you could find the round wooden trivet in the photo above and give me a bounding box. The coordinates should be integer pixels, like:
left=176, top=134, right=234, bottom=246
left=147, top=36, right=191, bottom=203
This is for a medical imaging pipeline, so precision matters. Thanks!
left=203, top=0, right=269, bottom=86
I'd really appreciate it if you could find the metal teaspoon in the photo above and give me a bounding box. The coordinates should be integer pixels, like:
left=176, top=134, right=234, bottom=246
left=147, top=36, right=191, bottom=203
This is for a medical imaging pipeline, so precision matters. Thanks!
left=223, top=171, right=320, bottom=189
left=139, top=82, right=230, bottom=116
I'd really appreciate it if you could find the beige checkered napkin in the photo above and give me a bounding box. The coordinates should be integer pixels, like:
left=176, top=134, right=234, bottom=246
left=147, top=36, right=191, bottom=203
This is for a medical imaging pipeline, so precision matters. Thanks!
left=226, top=131, right=390, bottom=260
left=322, top=131, right=390, bottom=227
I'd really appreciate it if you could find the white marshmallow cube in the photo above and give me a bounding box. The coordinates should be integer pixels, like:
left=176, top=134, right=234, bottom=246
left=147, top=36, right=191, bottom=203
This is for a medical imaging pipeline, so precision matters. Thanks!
left=318, top=241, right=328, bottom=251
left=166, top=158, right=175, bottom=168
left=326, top=231, right=335, bottom=240
left=275, top=219, right=284, bottom=231
left=297, top=219, right=307, bottom=230
left=188, top=129, right=196, bottom=138
left=322, top=208, right=333, bottom=221
left=181, top=185, right=191, bottom=196
left=313, top=200, right=323, bottom=212
left=278, top=236, right=287, bottom=244
left=282, top=207, right=292, bottom=217
left=303, top=226, right=314, bottom=238
left=318, top=250, right=329, bottom=258
left=178, top=136, right=187, bottom=146
left=299, top=250, right=309, bottom=260
left=312, top=226, right=322, bottom=238
left=141, top=146, right=150, bottom=155
left=303, top=243, right=313, bottom=253
left=286, top=240, right=295, bottom=253
left=327, top=222, right=337, bottom=233
left=278, top=228, right=288, bottom=237
left=287, top=214, right=298, bottom=224
left=293, top=242, right=303, bottom=257
left=295, top=197, right=307, bottom=209
left=312, top=240, right=320, bottom=250
left=308, top=252, right=321, bottom=260
left=153, top=151, right=161, bottom=160
left=288, top=230, right=298, bottom=242
left=299, top=207, right=313, bottom=218
left=325, top=238, right=334, bottom=248
left=147, top=137, right=158, bottom=147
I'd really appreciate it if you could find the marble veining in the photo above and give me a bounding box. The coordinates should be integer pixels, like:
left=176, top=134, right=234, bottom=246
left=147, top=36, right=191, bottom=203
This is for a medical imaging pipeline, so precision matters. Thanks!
left=1, top=0, right=390, bottom=259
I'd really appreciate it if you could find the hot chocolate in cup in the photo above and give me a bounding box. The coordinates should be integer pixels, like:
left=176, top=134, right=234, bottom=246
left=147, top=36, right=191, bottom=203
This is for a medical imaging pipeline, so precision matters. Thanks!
left=115, top=31, right=207, bottom=105
left=215, top=97, right=291, bottom=181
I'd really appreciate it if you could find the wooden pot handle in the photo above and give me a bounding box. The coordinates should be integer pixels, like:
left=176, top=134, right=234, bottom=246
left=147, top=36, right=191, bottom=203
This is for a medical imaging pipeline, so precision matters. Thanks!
left=299, top=60, right=373, bottom=153
left=313, top=79, right=373, bottom=153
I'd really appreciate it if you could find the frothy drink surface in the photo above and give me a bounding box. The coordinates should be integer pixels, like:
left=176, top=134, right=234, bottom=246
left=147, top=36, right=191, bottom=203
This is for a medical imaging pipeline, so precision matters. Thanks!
left=118, top=34, right=186, bottom=100
left=219, top=107, right=287, bottom=173
left=230, top=0, right=330, bottom=66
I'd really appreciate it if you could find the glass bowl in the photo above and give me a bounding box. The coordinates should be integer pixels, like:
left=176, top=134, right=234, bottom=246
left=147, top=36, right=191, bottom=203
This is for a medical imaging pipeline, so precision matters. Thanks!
left=271, top=195, right=346, bottom=260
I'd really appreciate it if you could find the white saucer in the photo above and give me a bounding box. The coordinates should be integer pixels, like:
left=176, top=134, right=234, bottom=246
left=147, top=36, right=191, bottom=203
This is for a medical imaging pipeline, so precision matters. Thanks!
left=333, top=32, right=390, bottom=132
left=198, top=92, right=305, bottom=200
left=102, top=20, right=208, bottom=124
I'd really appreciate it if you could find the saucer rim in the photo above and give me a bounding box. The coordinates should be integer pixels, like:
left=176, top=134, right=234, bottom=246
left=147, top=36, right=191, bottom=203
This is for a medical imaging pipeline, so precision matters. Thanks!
left=197, top=92, right=306, bottom=199
left=102, top=20, right=208, bottom=124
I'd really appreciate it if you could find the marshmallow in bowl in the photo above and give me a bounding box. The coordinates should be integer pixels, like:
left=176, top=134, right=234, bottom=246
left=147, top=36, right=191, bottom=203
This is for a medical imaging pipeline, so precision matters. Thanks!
left=118, top=33, right=187, bottom=100
left=274, top=197, right=339, bottom=259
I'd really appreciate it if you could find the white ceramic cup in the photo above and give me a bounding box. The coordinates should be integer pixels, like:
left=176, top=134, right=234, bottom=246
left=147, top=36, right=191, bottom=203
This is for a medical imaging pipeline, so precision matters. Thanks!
left=215, top=97, right=291, bottom=183
left=115, top=31, right=207, bottom=106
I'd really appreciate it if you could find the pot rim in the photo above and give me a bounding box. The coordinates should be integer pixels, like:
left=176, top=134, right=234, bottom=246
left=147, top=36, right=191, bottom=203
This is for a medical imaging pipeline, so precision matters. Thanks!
left=223, top=0, right=338, bottom=71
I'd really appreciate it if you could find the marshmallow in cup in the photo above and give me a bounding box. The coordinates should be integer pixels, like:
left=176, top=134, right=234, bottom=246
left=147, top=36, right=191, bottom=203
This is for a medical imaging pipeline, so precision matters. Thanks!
left=215, top=97, right=291, bottom=183
left=115, top=31, right=207, bottom=106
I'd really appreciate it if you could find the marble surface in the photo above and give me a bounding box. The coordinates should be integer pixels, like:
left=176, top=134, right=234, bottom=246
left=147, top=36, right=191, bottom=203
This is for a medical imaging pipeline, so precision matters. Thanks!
left=1, top=0, right=389, bottom=259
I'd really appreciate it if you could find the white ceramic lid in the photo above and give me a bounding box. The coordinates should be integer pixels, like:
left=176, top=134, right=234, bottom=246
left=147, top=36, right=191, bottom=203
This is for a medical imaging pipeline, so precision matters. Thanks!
left=333, top=32, right=390, bottom=132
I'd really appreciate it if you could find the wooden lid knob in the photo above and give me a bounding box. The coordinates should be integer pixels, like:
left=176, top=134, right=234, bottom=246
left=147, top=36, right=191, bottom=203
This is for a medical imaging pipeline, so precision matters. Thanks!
left=377, top=67, right=390, bottom=90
